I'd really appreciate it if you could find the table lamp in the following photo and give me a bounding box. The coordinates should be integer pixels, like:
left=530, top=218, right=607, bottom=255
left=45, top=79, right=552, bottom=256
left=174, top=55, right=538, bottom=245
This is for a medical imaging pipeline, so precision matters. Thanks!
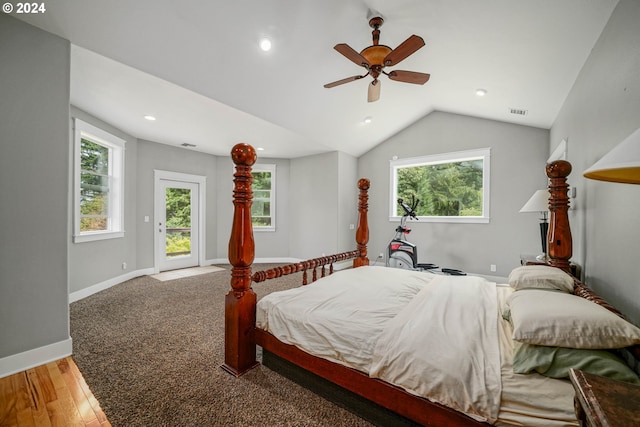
left=520, top=189, right=549, bottom=260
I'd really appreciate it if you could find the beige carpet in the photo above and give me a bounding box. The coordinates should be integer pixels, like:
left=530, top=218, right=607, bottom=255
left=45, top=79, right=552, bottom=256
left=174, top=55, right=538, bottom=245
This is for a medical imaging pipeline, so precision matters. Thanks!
left=70, top=264, right=373, bottom=427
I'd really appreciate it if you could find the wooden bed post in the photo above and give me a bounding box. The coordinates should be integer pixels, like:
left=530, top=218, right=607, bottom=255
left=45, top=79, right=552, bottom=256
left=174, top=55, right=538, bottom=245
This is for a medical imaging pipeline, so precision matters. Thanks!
left=546, top=160, right=572, bottom=274
left=222, top=143, right=260, bottom=376
left=353, top=178, right=370, bottom=268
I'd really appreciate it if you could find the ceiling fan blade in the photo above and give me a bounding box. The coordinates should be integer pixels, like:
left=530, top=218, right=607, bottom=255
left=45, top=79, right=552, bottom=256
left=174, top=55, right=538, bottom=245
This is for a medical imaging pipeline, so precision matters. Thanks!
left=334, top=43, right=370, bottom=68
left=388, top=70, right=431, bottom=85
left=383, top=35, right=425, bottom=66
left=324, top=74, right=367, bottom=88
left=368, top=80, right=381, bottom=102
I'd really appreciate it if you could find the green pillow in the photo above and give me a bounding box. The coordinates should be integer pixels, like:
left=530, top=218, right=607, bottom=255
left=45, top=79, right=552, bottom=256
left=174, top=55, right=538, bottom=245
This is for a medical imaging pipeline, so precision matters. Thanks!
left=513, top=342, right=640, bottom=384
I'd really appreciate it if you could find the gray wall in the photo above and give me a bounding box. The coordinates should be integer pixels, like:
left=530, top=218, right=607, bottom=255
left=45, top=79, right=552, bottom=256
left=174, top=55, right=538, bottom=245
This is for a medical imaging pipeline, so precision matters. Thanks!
left=550, top=0, right=640, bottom=324
left=337, top=152, right=359, bottom=253
left=358, top=112, right=549, bottom=277
left=289, top=152, right=340, bottom=259
left=68, top=108, right=138, bottom=293
left=0, top=15, right=70, bottom=357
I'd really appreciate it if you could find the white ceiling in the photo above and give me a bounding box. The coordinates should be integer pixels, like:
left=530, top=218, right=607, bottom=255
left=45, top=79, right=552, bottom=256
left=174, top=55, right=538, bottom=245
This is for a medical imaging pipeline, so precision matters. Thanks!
left=16, top=0, right=618, bottom=158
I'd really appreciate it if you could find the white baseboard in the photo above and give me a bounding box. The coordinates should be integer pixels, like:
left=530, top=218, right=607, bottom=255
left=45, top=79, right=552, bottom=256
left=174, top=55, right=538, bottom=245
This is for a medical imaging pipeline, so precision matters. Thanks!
left=69, top=268, right=155, bottom=303
left=0, top=338, right=73, bottom=379
left=206, top=257, right=301, bottom=265
left=254, top=257, right=301, bottom=264
left=69, top=260, right=306, bottom=304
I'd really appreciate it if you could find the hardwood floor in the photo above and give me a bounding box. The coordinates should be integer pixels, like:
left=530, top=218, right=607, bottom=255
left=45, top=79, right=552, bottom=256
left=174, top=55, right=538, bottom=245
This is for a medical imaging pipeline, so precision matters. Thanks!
left=0, top=357, right=111, bottom=427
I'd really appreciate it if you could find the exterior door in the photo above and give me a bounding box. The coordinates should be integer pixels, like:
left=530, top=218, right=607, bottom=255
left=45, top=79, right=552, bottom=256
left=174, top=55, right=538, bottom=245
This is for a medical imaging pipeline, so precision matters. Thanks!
left=157, top=179, right=200, bottom=271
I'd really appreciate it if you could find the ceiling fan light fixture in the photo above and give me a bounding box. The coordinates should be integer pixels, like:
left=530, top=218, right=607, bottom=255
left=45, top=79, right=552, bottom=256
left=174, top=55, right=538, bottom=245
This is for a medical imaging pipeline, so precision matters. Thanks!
left=361, top=45, right=392, bottom=65
left=368, top=79, right=381, bottom=102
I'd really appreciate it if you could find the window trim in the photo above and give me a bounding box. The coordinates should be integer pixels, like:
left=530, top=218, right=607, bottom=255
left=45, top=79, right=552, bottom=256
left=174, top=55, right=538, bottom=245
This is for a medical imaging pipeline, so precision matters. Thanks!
left=252, top=163, right=276, bottom=232
left=389, top=148, right=491, bottom=223
left=73, top=118, right=126, bottom=243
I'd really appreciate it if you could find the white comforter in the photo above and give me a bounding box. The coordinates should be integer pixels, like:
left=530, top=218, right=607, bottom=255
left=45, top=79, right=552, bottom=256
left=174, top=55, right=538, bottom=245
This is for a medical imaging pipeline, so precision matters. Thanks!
left=257, top=266, right=435, bottom=371
left=256, top=266, right=502, bottom=423
left=369, top=274, right=501, bottom=423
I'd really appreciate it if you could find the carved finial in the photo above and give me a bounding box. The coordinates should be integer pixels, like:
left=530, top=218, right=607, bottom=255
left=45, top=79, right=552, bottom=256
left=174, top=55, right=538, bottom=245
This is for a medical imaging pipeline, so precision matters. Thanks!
left=546, top=160, right=572, bottom=179
left=358, top=178, right=371, bottom=191
left=231, top=143, right=257, bottom=166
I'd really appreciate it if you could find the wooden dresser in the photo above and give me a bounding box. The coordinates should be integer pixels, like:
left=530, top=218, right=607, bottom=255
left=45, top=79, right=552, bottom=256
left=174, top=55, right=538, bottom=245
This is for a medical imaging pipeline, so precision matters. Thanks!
left=569, top=369, right=640, bottom=427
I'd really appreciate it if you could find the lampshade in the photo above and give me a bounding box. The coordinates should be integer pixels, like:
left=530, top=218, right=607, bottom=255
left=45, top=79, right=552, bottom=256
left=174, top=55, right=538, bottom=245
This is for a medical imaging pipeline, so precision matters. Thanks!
left=583, top=127, right=640, bottom=184
left=519, top=189, right=549, bottom=213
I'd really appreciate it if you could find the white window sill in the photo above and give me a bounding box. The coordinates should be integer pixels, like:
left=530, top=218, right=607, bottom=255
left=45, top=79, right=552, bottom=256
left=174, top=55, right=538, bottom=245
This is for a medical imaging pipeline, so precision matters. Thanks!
left=73, top=231, right=125, bottom=243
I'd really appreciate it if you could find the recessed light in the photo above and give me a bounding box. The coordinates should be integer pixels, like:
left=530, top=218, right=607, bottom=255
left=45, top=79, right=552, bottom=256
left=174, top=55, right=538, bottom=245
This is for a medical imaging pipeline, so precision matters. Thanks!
left=475, top=89, right=487, bottom=97
left=144, top=115, right=156, bottom=121
left=256, top=147, right=265, bottom=151
left=363, top=116, right=373, bottom=124
left=259, top=38, right=272, bottom=52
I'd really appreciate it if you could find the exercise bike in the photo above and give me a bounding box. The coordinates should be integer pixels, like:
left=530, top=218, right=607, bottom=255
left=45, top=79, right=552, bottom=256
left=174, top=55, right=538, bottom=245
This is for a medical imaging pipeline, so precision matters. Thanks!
left=387, top=197, right=467, bottom=275
left=387, top=196, right=438, bottom=271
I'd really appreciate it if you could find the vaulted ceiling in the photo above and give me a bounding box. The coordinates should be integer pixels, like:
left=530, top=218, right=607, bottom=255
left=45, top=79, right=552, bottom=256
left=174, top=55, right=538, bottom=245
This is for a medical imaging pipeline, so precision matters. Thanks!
left=16, top=0, right=618, bottom=158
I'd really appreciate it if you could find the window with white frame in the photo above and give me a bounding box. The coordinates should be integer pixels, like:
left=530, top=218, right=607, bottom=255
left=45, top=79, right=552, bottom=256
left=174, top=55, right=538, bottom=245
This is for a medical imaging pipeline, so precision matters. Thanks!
left=389, top=148, right=490, bottom=223
left=73, top=118, right=125, bottom=242
left=252, top=164, right=276, bottom=231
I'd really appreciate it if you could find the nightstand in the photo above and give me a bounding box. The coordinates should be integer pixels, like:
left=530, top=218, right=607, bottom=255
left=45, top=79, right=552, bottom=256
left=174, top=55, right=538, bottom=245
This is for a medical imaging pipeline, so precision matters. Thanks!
left=569, top=369, right=640, bottom=427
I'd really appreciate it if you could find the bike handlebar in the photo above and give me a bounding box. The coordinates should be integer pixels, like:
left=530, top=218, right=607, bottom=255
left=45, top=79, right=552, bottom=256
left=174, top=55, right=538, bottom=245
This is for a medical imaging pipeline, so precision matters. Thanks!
left=397, top=197, right=419, bottom=219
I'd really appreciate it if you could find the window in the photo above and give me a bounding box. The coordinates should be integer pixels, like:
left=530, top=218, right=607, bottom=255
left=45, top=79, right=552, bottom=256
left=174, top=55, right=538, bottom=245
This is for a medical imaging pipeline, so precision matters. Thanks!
left=73, top=118, right=125, bottom=242
left=252, top=164, right=275, bottom=231
left=389, top=148, right=490, bottom=223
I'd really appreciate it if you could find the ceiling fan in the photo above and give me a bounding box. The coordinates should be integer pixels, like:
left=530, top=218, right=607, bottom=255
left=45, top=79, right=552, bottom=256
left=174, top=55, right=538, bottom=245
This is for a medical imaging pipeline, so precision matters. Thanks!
left=324, top=16, right=431, bottom=102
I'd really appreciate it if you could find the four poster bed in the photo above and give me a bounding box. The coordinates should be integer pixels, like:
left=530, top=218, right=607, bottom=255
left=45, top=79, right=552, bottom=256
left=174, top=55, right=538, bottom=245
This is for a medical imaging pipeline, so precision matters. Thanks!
left=222, top=143, right=640, bottom=426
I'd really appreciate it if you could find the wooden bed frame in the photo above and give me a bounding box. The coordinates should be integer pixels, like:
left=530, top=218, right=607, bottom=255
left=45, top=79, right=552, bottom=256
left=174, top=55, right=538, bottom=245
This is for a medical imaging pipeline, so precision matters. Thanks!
left=221, top=143, right=638, bottom=426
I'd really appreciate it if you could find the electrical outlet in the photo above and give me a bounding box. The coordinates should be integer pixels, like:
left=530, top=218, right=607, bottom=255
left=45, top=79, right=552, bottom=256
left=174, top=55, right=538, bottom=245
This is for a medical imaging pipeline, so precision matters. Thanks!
left=122, top=262, right=127, bottom=270
left=379, top=253, right=384, bottom=258
left=490, top=264, right=497, bottom=272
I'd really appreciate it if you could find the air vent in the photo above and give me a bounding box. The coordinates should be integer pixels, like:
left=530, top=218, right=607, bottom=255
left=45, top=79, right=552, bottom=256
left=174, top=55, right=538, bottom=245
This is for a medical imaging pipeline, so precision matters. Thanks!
left=509, top=108, right=528, bottom=116
left=180, top=143, right=196, bottom=148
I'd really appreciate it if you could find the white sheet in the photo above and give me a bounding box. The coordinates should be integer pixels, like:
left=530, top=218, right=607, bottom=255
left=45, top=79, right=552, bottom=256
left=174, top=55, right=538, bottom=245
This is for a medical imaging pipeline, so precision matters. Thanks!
left=495, top=286, right=578, bottom=427
left=369, top=275, right=501, bottom=423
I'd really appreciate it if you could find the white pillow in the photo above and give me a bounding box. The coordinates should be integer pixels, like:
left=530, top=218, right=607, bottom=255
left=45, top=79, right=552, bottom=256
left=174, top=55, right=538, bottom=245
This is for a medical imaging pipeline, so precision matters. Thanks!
left=508, top=265, right=574, bottom=292
left=508, top=289, right=640, bottom=349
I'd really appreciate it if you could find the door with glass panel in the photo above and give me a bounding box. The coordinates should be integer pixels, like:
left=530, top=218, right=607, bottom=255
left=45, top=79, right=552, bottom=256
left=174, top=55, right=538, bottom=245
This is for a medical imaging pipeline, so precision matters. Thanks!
left=157, top=180, right=199, bottom=272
